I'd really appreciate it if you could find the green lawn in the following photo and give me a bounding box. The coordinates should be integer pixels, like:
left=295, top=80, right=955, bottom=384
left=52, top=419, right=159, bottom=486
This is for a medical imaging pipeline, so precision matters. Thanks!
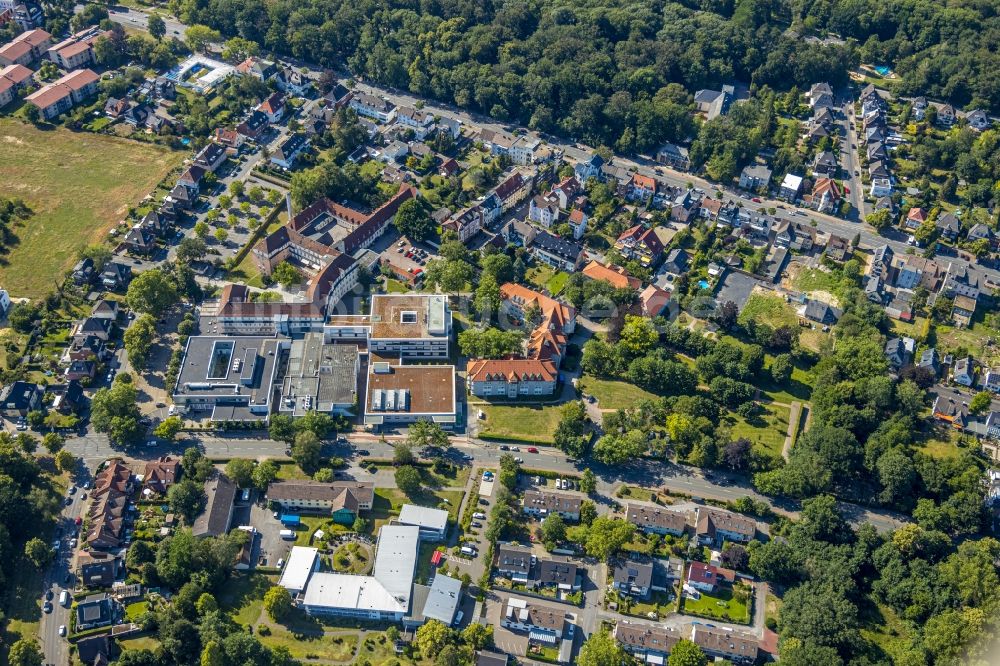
left=622, top=589, right=678, bottom=620
left=125, top=601, right=150, bottom=621
left=526, top=264, right=570, bottom=296
left=738, top=292, right=800, bottom=330
left=385, top=279, right=409, bottom=293
left=580, top=374, right=659, bottom=410
left=860, top=601, right=920, bottom=664
left=681, top=584, right=752, bottom=624
left=219, top=572, right=273, bottom=627
left=917, top=426, right=962, bottom=460
left=759, top=355, right=814, bottom=403
left=331, top=542, right=373, bottom=574
left=259, top=626, right=358, bottom=662
left=0, top=117, right=186, bottom=298
left=478, top=404, right=563, bottom=444
left=726, top=403, right=791, bottom=458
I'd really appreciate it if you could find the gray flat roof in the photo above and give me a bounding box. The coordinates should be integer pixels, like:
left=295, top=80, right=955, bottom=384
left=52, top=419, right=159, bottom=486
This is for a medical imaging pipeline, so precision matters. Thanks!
left=398, top=504, right=449, bottom=532
left=281, top=333, right=358, bottom=415
left=421, top=574, right=462, bottom=624
left=174, top=335, right=281, bottom=408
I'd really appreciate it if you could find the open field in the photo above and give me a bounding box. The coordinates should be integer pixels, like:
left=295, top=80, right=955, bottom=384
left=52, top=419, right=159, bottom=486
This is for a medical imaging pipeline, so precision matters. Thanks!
left=478, top=403, right=563, bottom=444
left=738, top=291, right=799, bottom=330
left=726, top=403, right=791, bottom=458
left=580, top=374, right=659, bottom=410
left=0, top=118, right=185, bottom=297
left=680, top=584, right=752, bottom=624
left=258, top=626, right=358, bottom=662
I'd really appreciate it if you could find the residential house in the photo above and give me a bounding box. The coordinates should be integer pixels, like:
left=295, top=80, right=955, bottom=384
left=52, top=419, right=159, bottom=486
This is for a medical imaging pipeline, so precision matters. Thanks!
left=476, top=651, right=509, bottom=666
left=967, top=109, right=991, bottom=131
left=884, top=337, right=915, bottom=369
left=324, top=82, right=353, bottom=109
left=78, top=551, right=119, bottom=588
left=614, top=623, right=680, bottom=664
left=0, top=380, right=41, bottom=416
left=612, top=558, right=653, bottom=599
left=101, top=262, right=132, bottom=290
left=522, top=490, right=581, bottom=521
left=825, top=234, right=852, bottom=262
left=0, top=62, right=32, bottom=106
left=529, top=231, right=583, bottom=272
left=499, top=597, right=566, bottom=644
left=25, top=68, right=99, bottom=120
left=443, top=206, right=485, bottom=244
left=812, top=151, right=839, bottom=177
left=967, top=223, right=994, bottom=247
left=124, top=225, right=157, bottom=255
left=574, top=153, right=604, bottom=182
left=191, top=473, right=237, bottom=538
left=803, top=299, right=840, bottom=325
left=214, top=127, right=245, bottom=152
left=984, top=368, right=1000, bottom=394
left=510, top=136, right=542, bottom=165
left=267, top=480, right=375, bottom=523
left=693, top=86, right=732, bottom=120
left=780, top=173, right=804, bottom=201
left=686, top=561, right=734, bottom=593
left=495, top=543, right=534, bottom=584
left=639, top=284, right=671, bottom=318
left=953, top=356, right=975, bottom=386
left=71, top=257, right=94, bottom=286
left=615, top=225, right=665, bottom=267
left=656, top=142, right=690, bottom=170
left=738, top=164, right=771, bottom=191
left=625, top=503, right=686, bottom=536
left=919, top=348, right=940, bottom=375
left=466, top=358, right=559, bottom=400
left=952, top=294, right=977, bottom=328
left=47, top=27, right=111, bottom=69
left=661, top=248, right=689, bottom=277
left=912, top=96, right=928, bottom=120
left=195, top=141, right=228, bottom=173
left=349, top=93, right=396, bottom=122
left=694, top=508, right=755, bottom=545
left=870, top=177, right=893, bottom=197
left=566, top=208, right=587, bottom=240
left=691, top=625, right=758, bottom=664
left=937, top=104, right=956, bottom=126
left=582, top=260, right=641, bottom=290
left=894, top=255, right=941, bottom=291
left=534, top=557, right=579, bottom=591
left=0, top=27, right=50, bottom=67
left=143, top=456, right=180, bottom=495
left=905, top=207, right=928, bottom=230
left=271, top=133, right=310, bottom=169
left=394, top=106, right=435, bottom=139
left=64, top=359, right=95, bottom=382
left=935, top=213, right=961, bottom=242
left=627, top=173, right=657, bottom=201
left=75, top=594, right=116, bottom=631
left=808, top=82, right=835, bottom=109
left=236, top=110, right=269, bottom=139
left=808, top=177, right=843, bottom=214
left=502, top=219, right=538, bottom=248
left=528, top=195, right=559, bottom=228
left=276, top=66, right=311, bottom=96
left=235, top=56, right=277, bottom=80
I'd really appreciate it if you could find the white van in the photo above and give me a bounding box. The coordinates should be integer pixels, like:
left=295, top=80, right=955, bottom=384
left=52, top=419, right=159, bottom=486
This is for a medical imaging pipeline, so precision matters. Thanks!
left=59, top=590, right=70, bottom=606
left=460, top=545, right=477, bottom=557
left=472, top=512, right=486, bottom=520
left=279, top=529, right=295, bottom=540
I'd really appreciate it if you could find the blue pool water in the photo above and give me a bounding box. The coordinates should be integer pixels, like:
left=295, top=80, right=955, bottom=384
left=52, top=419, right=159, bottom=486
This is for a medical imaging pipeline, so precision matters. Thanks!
left=698, top=280, right=710, bottom=290
left=874, top=65, right=891, bottom=76
left=180, top=137, right=191, bottom=146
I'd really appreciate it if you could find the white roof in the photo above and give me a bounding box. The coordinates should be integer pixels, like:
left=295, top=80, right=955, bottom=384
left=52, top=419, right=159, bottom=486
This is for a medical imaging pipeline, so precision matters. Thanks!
left=302, top=572, right=407, bottom=613
left=371, top=524, right=421, bottom=606
left=398, top=504, right=449, bottom=532
left=278, top=546, right=318, bottom=592
left=781, top=173, right=803, bottom=190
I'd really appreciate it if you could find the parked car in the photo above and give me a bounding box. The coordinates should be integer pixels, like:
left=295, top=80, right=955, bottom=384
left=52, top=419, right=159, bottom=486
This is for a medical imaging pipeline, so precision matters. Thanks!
left=527, top=447, right=538, bottom=454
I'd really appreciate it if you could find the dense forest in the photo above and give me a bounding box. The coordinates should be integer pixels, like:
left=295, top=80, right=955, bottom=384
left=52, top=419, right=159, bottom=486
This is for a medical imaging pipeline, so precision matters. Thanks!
left=165, top=0, right=998, bottom=151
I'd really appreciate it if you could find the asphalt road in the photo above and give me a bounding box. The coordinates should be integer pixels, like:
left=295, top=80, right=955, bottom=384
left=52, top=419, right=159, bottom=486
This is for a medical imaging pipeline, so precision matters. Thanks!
left=39, top=476, right=88, bottom=666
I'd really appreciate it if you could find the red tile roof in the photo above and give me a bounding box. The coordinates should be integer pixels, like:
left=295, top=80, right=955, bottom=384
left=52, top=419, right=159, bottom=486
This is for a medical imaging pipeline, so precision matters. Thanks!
left=582, top=260, right=641, bottom=290
left=466, top=358, right=557, bottom=383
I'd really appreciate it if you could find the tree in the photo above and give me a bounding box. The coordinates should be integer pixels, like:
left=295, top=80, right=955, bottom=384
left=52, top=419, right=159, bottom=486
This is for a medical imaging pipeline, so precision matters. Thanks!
left=146, top=14, right=166, bottom=40
left=24, top=537, right=53, bottom=569
left=715, top=300, right=739, bottom=331
left=24, top=103, right=40, bottom=125
left=176, top=237, right=207, bottom=263
left=457, top=327, right=522, bottom=359
left=42, top=432, right=64, bottom=454
left=668, top=639, right=708, bottom=666
left=80, top=244, right=113, bottom=272
left=406, top=420, right=449, bottom=451
left=8, top=639, right=44, bottom=666
left=269, top=414, right=297, bottom=444
left=415, top=620, right=454, bottom=659
left=201, top=640, right=224, bottom=666
left=213, top=228, right=228, bottom=244
left=296, top=410, right=335, bottom=439
left=226, top=459, right=254, bottom=488
left=618, top=315, right=659, bottom=358
left=168, top=478, right=206, bottom=522
left=553, top=401, right=591, bottom=458
left=272, top=261, right=301, bottom=288
left=263, top=585, right=292, bottom=621
left=540, top=513, right=567, bottom=548
left=90, top=378, right=143, bottom=446
left=393, top=443, right=415, bottom=465
left=577, top=630, right=628, bottom=666
left=580, top=468, right=597, bottom=494
left=194, top=221, right=209, bottom=239
left=583, top=516, right=635, bottom=560
left=395, top=465, right=422, bottom=496
left=461, top=622, right=493, bottom=650
left=55, top=449, right=76, bottom=473
left=865, top=208, right=893, bottom=232
left=292, top=430, right=323, bottom=475
left=723, top=438, right=752, bottom=471
left=970, top=391, right=992, bottom=416
left=124, top=313, right=157, bottom=370
left=394, top=199, right=434, bottom=241
left=153, top=416, right=182, bottom=443
left=770, top=353, right=793, bottom=384
left=221, top=36, right=259, bottom=61
left=474, top=272, right=502, bottom=316
left=126, top=268, right=178, bottom=316
left=185, top=24, right=221, bottom=53
left=252, top=459, right=278, bottom=491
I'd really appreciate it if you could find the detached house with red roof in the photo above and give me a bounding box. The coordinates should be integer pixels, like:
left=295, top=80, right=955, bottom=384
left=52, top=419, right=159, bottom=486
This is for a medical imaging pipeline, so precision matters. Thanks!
left=627, top=173, right=657, bottom=201
left=615, top=225, right=665, bottom=267
left=257, top=92, right=286, bottom=124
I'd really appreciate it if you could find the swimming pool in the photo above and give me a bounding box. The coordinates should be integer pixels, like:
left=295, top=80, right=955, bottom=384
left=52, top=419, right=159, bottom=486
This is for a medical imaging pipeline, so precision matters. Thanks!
left=698, top=280, right=710, bottom=290
left=874, top=65, right=891, bottom=76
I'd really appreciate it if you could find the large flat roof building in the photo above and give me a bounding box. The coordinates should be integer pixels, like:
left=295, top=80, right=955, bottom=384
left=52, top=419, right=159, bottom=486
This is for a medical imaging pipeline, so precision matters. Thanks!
left=397, top=504, right=449, bottom=541
left=364, top=361, right=456, bottom=427
left=278, top=546, right=320, bottom=594
left=172, top=335, right=285, bottom=422
left=279, top=333, right=359, bottom=416
left=419, top=573, right=462, bottom=625
left=300, top=524, right=420, bottom=621
left=326, top=294, right=451, bottom=359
